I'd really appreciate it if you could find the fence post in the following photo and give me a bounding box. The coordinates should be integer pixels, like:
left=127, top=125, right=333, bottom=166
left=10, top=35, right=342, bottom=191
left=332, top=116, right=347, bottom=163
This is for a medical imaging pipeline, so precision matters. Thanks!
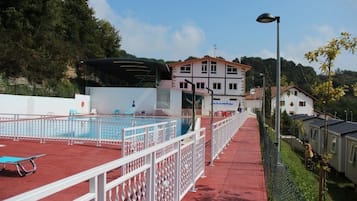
left=191, top=130, right=197, bottom=192
left=175, top=141, right=181, bottom=200
left=88, top=176, right=97, bottom=200
left=14, top=114, right=19, bottom=141
left=96, top=119, right=101, bottom=147
left=97, top=173, right=105, bottom=201
left=147, top=152, right=156, bottom=201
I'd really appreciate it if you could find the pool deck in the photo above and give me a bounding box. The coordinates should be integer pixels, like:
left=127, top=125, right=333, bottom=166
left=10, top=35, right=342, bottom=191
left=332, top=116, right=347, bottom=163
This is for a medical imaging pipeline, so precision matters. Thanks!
left=0, top=116, right=267, bottom=201
left=0, top=140, right=121, bottom=200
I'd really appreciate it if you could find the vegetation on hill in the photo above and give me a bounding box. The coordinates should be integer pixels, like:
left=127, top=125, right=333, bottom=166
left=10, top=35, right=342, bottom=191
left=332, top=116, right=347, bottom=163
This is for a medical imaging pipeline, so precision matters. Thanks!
left=0, top=0, right=133, bottom=97
left=240, top=56, right=318, bottom=94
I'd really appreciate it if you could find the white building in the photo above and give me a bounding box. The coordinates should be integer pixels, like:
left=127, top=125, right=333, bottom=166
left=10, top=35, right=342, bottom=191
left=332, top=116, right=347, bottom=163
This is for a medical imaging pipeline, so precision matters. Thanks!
left=169, top=56, right=251, bottom=116
left=245, top=85, right=315, bottom=116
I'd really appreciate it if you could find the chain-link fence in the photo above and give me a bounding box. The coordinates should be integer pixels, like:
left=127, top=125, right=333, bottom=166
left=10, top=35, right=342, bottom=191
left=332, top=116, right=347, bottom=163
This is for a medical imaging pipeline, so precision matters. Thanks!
left=258, top=114, right=306, bottom=201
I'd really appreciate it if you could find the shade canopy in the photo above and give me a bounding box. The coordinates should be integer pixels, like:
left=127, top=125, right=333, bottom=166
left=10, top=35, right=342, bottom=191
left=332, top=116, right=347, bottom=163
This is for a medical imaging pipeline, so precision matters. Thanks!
left=81, top=58, right=171, bottom=87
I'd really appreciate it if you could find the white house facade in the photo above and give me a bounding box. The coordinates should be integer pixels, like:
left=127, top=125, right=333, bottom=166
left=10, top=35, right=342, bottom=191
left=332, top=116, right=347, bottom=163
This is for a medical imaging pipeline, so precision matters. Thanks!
left=245, top=85, right=315, bottom=116
left=275, top=86, right=315, bottom=116
left=169, top=56, right=251, bottom=116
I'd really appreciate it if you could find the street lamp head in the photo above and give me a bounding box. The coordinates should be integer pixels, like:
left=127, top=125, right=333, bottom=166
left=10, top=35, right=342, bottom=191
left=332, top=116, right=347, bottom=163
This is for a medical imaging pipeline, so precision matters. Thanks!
left=256, top=13, right=279, bottom=23
left=259, top=73, right=264, bottom=77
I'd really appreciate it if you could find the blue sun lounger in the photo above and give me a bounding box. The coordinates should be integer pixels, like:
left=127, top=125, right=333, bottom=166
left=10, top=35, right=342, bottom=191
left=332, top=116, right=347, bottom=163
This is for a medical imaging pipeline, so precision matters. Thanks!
left=0, top=154, right=45, bottom=177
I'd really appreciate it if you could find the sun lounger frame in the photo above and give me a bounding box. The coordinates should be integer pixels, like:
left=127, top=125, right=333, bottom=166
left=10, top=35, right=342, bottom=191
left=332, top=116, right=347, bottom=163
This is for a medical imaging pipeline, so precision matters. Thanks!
left=0, top=154, right=45, bottom=177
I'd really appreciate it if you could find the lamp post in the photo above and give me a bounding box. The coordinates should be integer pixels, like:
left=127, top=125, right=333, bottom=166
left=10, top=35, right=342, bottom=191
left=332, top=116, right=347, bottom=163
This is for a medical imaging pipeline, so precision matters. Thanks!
left=206, top=87, right=214, bottom=166
left=185, top=79, right=195, bottom=131
left=351, top=111, right=353, bottom=122
left=260, top=73, right=266, bottom=126
left=257, top=13, right=281, bottom=152
left=345, top=110, right=348, bottom=121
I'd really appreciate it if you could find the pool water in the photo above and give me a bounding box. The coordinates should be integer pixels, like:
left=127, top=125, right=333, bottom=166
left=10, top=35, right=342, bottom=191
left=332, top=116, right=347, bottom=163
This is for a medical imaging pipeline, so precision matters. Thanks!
left=62, top=116, right=191, bottom=140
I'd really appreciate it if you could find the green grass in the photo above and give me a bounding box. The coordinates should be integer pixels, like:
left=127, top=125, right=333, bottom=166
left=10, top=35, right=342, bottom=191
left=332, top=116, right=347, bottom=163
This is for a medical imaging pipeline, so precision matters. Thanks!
left=279, top=137, right=357, bottom=201
left=280, top=139, right=322, bottom=201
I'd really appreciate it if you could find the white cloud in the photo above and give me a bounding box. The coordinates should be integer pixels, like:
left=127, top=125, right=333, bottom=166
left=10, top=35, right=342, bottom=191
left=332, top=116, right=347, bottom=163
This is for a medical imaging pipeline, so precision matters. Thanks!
left=88, top=0, right=205, bottom=60
left=171, top=24, right=205, bottom=58
left=88, top=0, right=116, bottom=20
left=283, top=25, right=357, bottom=72
left=253, top=24, right=357, bottom=72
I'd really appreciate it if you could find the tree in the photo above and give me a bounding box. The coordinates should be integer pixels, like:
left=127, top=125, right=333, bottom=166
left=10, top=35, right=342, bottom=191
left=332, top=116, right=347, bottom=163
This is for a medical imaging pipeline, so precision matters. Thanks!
left=354, top=82, right=357, bottom=96
left=305, top=32, right=357, bottom=201
left=0, top=0, right=124, bottom=97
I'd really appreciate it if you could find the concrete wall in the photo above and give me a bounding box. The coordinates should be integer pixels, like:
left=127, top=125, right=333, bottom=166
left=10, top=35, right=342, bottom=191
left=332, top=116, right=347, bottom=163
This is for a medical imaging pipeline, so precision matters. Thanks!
left=87, top=87, right=157, bottom=115
left=0, top=87, right=182, bottom=116
left=86, top=87, right=182, bottom=116
left=0, top=94, right=90, bottom=115
left=158, top=88, right=182, bottom=116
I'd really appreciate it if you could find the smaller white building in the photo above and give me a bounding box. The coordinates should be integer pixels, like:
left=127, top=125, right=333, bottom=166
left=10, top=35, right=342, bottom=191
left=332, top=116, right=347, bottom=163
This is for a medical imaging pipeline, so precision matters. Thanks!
left=245, top=85, right=315, bottom=116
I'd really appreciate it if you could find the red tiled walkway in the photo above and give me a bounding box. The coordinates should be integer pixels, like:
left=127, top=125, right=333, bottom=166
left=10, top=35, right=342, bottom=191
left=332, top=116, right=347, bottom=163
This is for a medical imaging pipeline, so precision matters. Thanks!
left=182, top=116, right=267, bottom=201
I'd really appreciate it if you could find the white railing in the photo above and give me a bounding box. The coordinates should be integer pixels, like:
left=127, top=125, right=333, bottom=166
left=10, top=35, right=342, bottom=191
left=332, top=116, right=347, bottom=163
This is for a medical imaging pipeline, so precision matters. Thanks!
left=0, top=114, right=177, bottom=147
left=5, top=127, right=206, bottom=201
left=210, top=111, right=248, bottom=164
left=122, top=120, right=177, bottom=157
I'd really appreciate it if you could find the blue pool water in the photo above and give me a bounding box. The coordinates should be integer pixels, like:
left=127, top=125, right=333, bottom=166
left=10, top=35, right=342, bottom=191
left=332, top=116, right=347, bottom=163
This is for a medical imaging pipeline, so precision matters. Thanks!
left=63, top=115, right=191, bottom=140
left=0, top=115, right=192, bottom=141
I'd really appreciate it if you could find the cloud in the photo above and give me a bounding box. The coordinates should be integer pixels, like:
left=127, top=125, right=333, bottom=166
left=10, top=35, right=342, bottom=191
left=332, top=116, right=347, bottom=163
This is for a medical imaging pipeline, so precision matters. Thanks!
left=88, top=0, right=205, bottom=60
left=171, top=24, right=205, bottom=58
left=283, top=25, right=357, bottom=72
left=254, top=24, right=357, bottom=72
left=88, top=0, right=116, bottom=20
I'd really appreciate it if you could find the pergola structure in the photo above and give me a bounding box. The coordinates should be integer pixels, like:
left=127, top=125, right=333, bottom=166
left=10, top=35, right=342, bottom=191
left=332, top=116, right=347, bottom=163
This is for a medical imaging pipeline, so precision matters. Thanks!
left=80, top=58, right=171, bottom=88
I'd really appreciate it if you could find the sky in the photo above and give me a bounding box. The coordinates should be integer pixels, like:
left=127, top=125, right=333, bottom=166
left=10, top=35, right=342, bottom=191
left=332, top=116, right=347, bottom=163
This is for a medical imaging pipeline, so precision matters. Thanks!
left=88, top=0, right=357, bottom=72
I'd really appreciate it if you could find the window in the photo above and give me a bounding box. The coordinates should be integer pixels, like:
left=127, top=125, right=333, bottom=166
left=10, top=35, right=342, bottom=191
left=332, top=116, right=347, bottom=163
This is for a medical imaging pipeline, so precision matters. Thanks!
left=294, top=91, right=298, bottom=96
left=196, top=82, right=205, bottom=89
left=310, top=128, right=313, bottom=139
left=180, top=65, right=191, bottom=73
left=179, top=82, right=188, bottom=89
left=201, top=61, right=207, bottom=73
left=210, top=61, right=217, bottom=74
left=280, top=101, right=285, bottom=106
left=290, top=102, right=294, bottom=107
left=227, top=65, right=237, bottom=74
left=331, top=136, right=337, bottom=153
left=348, top=144, right=357, bottom=164
left=229, top=83, right=237, bottom=90
left=310, top=129, right=318, bottom=141
left=229, top=98, right=237, bottom=101
left=312, top=129, right=318, bottom=141
left=213, top=82, right=221, bottom=90
left=299, top=101, right=306, bottom=107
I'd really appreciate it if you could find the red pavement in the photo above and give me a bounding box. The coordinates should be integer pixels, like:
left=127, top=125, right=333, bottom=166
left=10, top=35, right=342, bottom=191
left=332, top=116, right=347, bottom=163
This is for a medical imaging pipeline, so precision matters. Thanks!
left=0, top=140, right=121, bottom=200
left=0, top=116, right=267, bottom=200
left=182, top=116, right=268, bottom=201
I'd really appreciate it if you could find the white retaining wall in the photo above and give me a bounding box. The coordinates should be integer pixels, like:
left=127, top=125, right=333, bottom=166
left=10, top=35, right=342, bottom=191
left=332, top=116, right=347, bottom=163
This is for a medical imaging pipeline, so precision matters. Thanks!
left=0, top=94, right=90, bottom=115
left=86, top=87, right=182, bottom=116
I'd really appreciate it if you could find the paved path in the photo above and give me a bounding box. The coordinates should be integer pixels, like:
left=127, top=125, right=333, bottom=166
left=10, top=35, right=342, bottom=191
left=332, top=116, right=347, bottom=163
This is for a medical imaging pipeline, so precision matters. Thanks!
left=182, top=116, right=267, bottom=201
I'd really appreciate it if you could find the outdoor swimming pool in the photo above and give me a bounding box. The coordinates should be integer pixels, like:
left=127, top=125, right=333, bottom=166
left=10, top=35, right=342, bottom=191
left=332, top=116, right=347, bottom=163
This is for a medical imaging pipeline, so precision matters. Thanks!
left=0, top=114, right=191, bottom=142
left=64, top=115, right=191, bottom=139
